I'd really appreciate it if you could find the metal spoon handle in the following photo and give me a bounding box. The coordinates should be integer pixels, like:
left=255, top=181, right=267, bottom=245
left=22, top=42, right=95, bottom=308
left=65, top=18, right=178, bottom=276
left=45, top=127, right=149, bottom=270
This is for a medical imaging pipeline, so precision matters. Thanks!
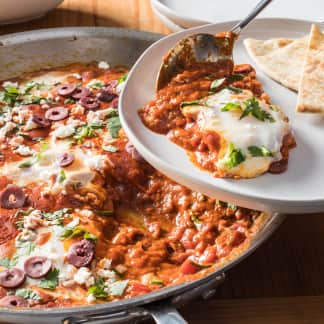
left=230, top=0, right=273, bottom=34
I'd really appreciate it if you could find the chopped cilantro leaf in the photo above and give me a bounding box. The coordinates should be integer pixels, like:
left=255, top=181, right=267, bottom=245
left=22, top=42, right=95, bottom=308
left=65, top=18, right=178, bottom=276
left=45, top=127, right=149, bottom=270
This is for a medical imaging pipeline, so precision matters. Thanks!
left=60, top=226, right=97, bottom=241
left=107, top=116, right=121, bottom=138
left=103, top=145, right=119, bottom=153
left=228, top=74, right=245, bottom=81
left=58, top=169, right=66, bottom=183
left=0, top=87, right=19, bottom=106
left=226, top=85, right=243, bottom=93
left=150, top=278, right=164, bottom=286
left=180, top=100, right=202, bottom=109
left=39, top=268, right=59, bottom=290
left=118, top=72, right=128, bottom=84
left=222, top=142, right=245, bottom=169
left=221, top=102, right=241, bottom=112
left=248, top=145, right=274, bottom=157
left=15, top=288, right=42, bottom=301
left=0, top=258, right=11, bottom=268
left=88, top=278, right=108, bottom=298
left=210, top=78, right=226, bottom=91
left=240, top=97, right=275, bottom=122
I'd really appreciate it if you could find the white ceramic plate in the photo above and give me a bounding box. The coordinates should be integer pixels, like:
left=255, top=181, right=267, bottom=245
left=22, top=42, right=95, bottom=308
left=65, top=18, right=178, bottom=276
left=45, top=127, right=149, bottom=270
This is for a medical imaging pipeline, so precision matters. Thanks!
left=153, top=0, right=324, bottom=28
left=0, top=0, right=63, bottom=25
left=120, top=18, right=324, bottom=213
left=151, top=3, right=184, bottom=32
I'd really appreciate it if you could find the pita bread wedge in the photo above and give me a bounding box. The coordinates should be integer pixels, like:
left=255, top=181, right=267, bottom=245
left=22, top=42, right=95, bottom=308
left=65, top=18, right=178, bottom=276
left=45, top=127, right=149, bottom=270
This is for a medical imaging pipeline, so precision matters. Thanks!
left=244, top=37, right=308, bottom=91
left=296, top=24, right=324, bottom=113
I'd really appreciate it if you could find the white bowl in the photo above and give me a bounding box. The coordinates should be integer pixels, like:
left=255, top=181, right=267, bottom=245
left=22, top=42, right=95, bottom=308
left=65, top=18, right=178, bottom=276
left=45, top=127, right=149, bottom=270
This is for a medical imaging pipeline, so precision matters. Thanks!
left=0, top=0, right=63, bottom=25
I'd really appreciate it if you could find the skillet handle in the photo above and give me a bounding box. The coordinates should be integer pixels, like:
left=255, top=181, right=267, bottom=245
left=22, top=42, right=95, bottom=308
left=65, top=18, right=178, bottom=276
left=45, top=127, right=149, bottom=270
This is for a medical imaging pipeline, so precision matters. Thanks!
left=148, top=305, right=187, bottom=324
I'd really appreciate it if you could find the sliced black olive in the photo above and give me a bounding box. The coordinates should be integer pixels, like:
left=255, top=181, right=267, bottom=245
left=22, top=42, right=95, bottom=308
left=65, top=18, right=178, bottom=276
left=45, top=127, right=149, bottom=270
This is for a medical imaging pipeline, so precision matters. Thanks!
left=79, top=97, right=99, bottom=110
left=72, top=87, right=91, bottom=99
left=45, top=107, right=69, bottom=121
left=66, top=239, right=95, bottom=268
left=0, top=296, right=28, bottom=307
left=0, top=268, right=25, bottom=288
left=0, top=185, right=26, bottom=209
left=32, top=114, right=51, bottom=128
left=57, top=83, right=77, bottom=97
left=57, top=152, right=75, bottom=167
left=24, top=256, right=52, bottom=279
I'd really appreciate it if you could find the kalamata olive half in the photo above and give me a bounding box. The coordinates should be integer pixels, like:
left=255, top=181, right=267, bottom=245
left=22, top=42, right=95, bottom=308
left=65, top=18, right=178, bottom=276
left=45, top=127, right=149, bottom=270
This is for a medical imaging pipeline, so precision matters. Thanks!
left=57, top=83, right=77, bottom=97
left=105, top=80, right=118, bottom=93
left=57, top=152, right=75, bottom=167
left=79, top=97, right=99, bottom=110
left=111, top=97, right=119, bottom=108
left=24, top=256, right=52, bottom=279
left=0, top=268, right=26, bottom=288
left=0, top=185, right=26, bottom=209
left=125, top=142, right=145, bottom=163
left=72, top=87, right=90, bottom=99
left=97, top=91, right=116, bottom=103
left=32, top=114, right=50, bottom=128
left=66, top=239, right=95, bottom=268
left=45, top=107, right=69, bottom=121
left=0, top=296, right=28, bottom=307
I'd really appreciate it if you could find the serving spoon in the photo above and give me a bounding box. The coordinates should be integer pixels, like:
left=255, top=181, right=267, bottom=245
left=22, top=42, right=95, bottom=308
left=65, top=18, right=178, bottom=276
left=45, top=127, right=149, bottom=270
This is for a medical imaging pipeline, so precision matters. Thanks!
left=156, top=0, right=273, bottom=91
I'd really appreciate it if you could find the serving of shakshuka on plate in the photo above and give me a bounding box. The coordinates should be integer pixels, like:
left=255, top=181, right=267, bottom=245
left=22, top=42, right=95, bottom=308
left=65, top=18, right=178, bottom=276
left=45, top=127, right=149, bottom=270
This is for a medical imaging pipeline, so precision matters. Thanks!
left=0, top=61, right=268, bottom=308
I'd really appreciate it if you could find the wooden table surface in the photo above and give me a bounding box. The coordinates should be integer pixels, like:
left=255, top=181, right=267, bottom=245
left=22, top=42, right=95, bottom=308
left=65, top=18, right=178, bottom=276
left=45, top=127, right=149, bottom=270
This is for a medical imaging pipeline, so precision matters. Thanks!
left=1, top=1, right=324, bottom=323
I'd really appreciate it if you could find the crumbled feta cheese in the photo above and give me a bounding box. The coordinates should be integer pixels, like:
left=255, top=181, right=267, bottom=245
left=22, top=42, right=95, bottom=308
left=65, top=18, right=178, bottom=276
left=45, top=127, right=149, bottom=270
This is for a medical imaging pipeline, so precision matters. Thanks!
left=41, top=103, right=50, bottom=110
left=23, top=210, right=43, bottom=230
left=86, top=294, right=96, bottom=303
left=74, top=267, right=95, bottom=287
left=84, top=154, right=107, bottom=172
left=0, top=111, right=13, bottom=125
left=71, top=104, right=85, bottom=116
left=9, top=135, right=24, bottom=148
left=115, top=264, right=127, bottom=274
left=97, top=269, right=116, bottom=280
left=14, top=144, right=34, bottom=156
left=101, top=258, right=112, bottom=270
left=86, top=108, right=114, bottom=123
left=2, top=81, right=18, bottom=88
left=24, top=116, right=38, bottom=131
left=86, top=79, right=105, bottom=89
left=98, top=61, right=110, bottom=69
left=52, top=124, right=76, bottom=139
left=141, top=273, right=154, bottom=285
left=71, top=73, right=82, bottom=79
left=0, top=122, right=16, bottom=142
left=79, top=209, right=94, bottom=217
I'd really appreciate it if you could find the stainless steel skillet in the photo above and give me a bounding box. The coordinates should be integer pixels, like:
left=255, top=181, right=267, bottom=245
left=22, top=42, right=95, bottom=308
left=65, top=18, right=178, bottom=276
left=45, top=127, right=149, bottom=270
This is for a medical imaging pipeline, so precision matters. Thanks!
left=0, top=27, right=284, bottom=324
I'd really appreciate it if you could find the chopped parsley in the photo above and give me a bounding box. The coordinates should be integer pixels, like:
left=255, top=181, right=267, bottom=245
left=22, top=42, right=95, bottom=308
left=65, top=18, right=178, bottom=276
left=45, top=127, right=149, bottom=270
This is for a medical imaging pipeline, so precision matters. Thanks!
left=210, top=78, right=226, bottom=91
left=39, top=268, right=59, bottom=290
left=226, top=85, right=243, bottom=93
left=60, top=226, right=97, bottom=241
left=18, top=142, right=49, bottom=168
left=15, top=288, right=42, bottom=301
left=180, top=100, right=202, bottom=109
left=228, top=74, right=245, bottom=81
left=222, top=142, right=245, bottom=169
left=103, top=145, right=119, bottom=153
left=58, top=169, right=66, bottom=183
left=118, top=72, right=128, bottom=84
left=73, top=122, right=103, bottom=144
left=0, top=86, right=19, bottom=106
left=150, top=278, right=164, bottom=286
left=240, top=97, right=275, bottom=122
left=87, top=80, right=105, bottom=89
left=88, top=278, right=108, bottom=298
left=107, top=116, right=121, bottom=138
left=0, top=258, right=11, bottom=268
left=248, top=145, right=274, bottom=157
left=220, top=102, right=241, bottom=112
left=42, top=208, right=71, bottom=226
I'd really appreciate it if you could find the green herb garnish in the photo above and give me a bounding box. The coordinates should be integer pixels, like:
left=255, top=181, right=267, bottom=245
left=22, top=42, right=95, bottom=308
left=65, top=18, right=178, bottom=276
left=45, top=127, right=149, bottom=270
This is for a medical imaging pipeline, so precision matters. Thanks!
left=107, top=116, right=121, bottom=138
left=39, top=268, right=59, bottom=290
left=248, top=145, right=274, bottom=157
left=0, top=87, right=19, bottom=106
left=15, top=288, right=42, bottom=301
left=180, top=100, right=202, bottom=109
left=220, top=102, right=241, bottom=112
left=103, top=145, right=119, bottom=153
left=60, top=227, right=97, bottom=241
left=228, top=74, right=245, bottom=81
left=240, top=97, right=275, bottom=122
left=150, top=278, right=164, bottom=286
left=210, top=78, right=226, bottom=91
left=58, top=169, right=66, bottom=183
left=190, top=211, right=202, bottom=230
left=0, top=258, right=11, bottom=268
left=73, top=122, right=103, bottom=144
left=222, top=142, right=245, bottom=169
left=118, top=73, right=128, bottom=84
left=226, top=85, right=243, bottom=93
left=42, top=208, right=71, bottom=226
left=88, top=278, right=108, bottom=298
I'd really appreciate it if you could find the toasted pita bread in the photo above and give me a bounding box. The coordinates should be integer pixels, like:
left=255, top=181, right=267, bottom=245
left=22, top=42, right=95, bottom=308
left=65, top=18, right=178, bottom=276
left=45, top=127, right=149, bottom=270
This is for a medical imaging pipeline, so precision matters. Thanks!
left=244, top=37, right=308, bottom=91
left=296, top=24, right=324, bottom=113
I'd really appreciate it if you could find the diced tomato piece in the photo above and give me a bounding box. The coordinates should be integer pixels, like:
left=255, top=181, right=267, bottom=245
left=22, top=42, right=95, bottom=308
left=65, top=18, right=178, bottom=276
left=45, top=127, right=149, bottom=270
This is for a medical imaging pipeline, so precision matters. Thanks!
left=180, top=259, right=200, bottom=275
left=127, top=282, right=151, bottom=297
